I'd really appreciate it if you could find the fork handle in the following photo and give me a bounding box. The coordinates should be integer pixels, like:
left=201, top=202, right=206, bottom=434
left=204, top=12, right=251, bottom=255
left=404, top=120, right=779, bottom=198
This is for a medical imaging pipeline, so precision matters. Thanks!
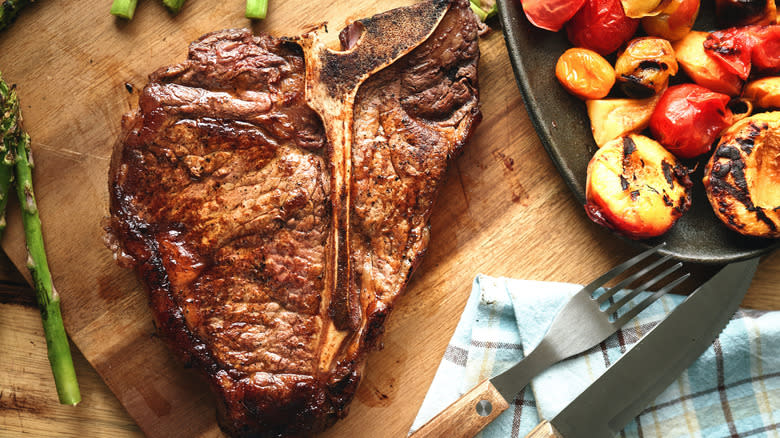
left=525, top=421, right=564, bottom=438
left=409, top=379, right=509, bottom=438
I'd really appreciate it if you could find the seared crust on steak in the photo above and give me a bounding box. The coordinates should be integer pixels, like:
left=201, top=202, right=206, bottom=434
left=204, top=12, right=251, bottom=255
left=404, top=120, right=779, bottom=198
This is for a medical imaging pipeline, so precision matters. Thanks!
left=107, top=1, right=480, bottom=436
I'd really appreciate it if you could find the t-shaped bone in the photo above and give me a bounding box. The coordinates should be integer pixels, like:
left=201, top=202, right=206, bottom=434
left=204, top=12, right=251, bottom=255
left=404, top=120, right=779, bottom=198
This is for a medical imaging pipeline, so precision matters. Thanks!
left=297, top=0, right=451, bottom=343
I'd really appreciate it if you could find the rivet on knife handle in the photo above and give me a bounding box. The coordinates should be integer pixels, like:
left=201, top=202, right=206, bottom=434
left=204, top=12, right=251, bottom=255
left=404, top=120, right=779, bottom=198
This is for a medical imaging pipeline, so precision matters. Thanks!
left=409, top=379, right=509, bottom=438
left=525, top=420, right=564, bottom=438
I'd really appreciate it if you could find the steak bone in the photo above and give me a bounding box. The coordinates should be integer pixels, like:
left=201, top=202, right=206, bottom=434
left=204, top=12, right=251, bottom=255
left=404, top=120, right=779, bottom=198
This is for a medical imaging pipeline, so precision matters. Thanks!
left=295, top=0, right=450, bottom=339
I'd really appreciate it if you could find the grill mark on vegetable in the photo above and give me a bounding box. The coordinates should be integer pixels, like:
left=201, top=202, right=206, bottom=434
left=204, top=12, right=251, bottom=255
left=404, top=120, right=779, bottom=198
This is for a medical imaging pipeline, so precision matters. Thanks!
left=708, top=151, right=755, bottom=212
left=622, top=136, right=636, bottom=155
left=619, top=75, right=654, bottom=97
left=661, top=160, right=674, bottom=188
left=638, top=60, right=665, bottom=71
left=620, top=175, right=630, bottom=191
left=675, top=196, right=688, bottom=214
left=621, top=137, right=637, bottom=182
left=704, top=35, right=742, bottom=56
left=716, top=144, right=741, bottom=160
left=754, top=207, right=777, bottom=232
left=735, top=122, right=764, bottom=155
left=712, top=161, right=731, bottom=178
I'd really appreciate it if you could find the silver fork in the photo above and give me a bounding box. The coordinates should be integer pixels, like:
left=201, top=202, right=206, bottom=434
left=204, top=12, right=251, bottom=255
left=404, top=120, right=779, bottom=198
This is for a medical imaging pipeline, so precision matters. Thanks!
left=490, top=243, right=689, bottom=399
left=410, top=243, right=689, bottom=438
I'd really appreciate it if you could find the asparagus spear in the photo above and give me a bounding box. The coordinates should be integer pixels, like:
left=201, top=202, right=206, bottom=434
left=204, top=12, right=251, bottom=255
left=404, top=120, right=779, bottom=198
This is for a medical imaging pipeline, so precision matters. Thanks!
left=0, top=73, right=17, bottom=239
left=13, top=117, right=81, bottom=405
left=110, top=0, right=137, bottom=19
left=0, top=0, right=33, bottom=32
left=246, top=0, right=268, bottom=19
left=162, top=0, right=185, bottom=14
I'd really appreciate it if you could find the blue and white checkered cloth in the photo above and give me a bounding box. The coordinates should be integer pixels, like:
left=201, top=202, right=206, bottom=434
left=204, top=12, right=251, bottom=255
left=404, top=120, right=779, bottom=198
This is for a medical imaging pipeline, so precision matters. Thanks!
left=410, top=275, right=780, bottom=437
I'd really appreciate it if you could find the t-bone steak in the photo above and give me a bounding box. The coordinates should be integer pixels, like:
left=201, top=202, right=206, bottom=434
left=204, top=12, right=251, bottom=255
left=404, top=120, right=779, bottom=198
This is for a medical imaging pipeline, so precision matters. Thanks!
left=107, top=0, right=480, bottom=436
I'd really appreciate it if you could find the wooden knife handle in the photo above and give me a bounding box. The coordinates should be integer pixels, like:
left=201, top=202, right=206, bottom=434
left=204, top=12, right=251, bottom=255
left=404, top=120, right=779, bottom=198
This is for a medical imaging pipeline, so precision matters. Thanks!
left=525, top=420, right=563, bottom=438
left=409, top=379, right=509, bottom=438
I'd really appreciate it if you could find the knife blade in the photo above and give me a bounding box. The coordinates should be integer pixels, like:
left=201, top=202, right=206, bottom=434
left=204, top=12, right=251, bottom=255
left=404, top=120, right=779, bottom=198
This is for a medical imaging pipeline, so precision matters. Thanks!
left=525, top=257, right=761, bottom=438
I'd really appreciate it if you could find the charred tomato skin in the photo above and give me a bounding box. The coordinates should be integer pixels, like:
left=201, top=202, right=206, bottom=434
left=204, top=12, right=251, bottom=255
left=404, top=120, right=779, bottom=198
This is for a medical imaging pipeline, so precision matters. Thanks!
left=672, top=31, right=744, bottom=96
left=649, top=84, right=734, bottom=159
left=566, top=0, right=640, bottom=55
left=703, top=26, right=756, bottom=80
left=585, top=134, right=693, bottom=239
left=703, top=111, right=780, bottom=238
left=703, top=24, right=780, bottom=80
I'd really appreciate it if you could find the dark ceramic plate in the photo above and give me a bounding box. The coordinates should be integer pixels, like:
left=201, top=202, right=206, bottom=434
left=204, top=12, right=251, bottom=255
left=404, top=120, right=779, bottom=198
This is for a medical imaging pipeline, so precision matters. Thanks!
left=495, top=0, right=779, bottom=264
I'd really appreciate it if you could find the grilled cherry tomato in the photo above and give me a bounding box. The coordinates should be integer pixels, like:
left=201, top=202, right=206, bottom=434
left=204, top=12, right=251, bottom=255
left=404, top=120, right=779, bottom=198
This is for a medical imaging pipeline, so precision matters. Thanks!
left=641, top=0, right=700, bottom=41
left=566, top=0, right=639, bottom=55
left=704, top=24, right=780, bottom=79
left=619, top=0, right=666, bottom=18
left=751, top=25, right=780, bottom=73
left=556, top=48, right=616, bottom=99
left=649, top=84, right=734, bottom=159
left=615, top=37, right=678, bottom=98
left=672, top=31, right=744, bottom=96
left=703, top=26, right=756, bottom=80
left=521, top=0, right=587, bottom=31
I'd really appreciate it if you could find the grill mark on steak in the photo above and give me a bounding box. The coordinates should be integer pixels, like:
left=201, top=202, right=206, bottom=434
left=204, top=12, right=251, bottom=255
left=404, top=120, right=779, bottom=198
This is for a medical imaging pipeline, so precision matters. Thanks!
left=107, top=0, right=479, bottom=436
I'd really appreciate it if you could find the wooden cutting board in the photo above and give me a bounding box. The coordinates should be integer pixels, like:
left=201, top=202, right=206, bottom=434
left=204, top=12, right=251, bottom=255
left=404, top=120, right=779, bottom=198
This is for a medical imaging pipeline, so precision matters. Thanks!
left=0, top=1, right=778, bottom=437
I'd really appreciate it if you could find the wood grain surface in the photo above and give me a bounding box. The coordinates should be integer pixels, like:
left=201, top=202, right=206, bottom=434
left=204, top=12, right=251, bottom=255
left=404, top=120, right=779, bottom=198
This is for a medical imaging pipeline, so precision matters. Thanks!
left=0, top=1, right=778, bottom=437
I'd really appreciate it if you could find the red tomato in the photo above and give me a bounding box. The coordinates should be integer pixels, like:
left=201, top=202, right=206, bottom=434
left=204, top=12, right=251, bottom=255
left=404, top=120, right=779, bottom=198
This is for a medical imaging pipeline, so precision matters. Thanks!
left=703, top=24, right=780, bottom=79
left=521, top=0, right=586, bottom=31
left=649, top=84, right=733, bottom=159
left=565, top=0, right=639, bottom=55
left=751, top=25, right=780, bottom=73
left=703, top=27, right=756, bottom=80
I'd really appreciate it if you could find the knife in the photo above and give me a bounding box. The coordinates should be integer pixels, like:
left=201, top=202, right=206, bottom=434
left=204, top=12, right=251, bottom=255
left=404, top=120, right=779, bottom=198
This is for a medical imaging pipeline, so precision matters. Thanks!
left=525, top=257, right=760, bottom=438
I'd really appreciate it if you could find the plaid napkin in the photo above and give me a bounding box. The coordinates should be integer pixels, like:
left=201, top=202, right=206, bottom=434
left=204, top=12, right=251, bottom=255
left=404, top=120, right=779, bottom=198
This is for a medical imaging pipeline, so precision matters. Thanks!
left=409, top=275, right=780, bottom=437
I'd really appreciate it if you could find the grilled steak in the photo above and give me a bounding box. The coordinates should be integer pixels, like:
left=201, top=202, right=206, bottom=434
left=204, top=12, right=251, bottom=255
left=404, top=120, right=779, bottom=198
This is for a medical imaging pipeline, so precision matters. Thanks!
left=107, top=0, right=480, bottom=436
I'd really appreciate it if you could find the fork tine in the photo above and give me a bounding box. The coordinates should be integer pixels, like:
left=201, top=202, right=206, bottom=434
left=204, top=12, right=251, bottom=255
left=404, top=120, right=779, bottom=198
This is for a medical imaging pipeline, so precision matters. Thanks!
left=603, top=260, right=682, bottom=315
left=596, top=254, right=674, bottom=305
left=612, top=272, right=691, bottom=327
left=581, top=243, right=666, bottom=296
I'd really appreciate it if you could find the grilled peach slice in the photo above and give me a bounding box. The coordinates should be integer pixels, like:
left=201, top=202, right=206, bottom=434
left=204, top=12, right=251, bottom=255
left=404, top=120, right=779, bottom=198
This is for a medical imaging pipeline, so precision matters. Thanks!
left=703, top=111, right=780, bottom=238
left=586, top=94, right=662, bottom=147
left=642, top=0, right=700, bottom=41
left=743, top=77, right=780, bottom=109
left=585, top=134, right=693, bottom=239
